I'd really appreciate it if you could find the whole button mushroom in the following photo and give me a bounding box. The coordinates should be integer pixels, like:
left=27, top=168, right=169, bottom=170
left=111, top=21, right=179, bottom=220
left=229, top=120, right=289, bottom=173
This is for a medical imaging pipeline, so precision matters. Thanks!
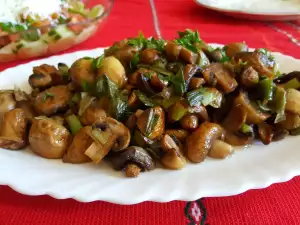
left=69, top=58, right=95, bottom=89
left=137, top=106, right=165, bottom=140
left=96, top=56, right=127, bottom=88
left=0, top=108, right=27, bottom=150
left=29, top=118, right=72, bottom=159
left=185, top=122, right=224, bottom=163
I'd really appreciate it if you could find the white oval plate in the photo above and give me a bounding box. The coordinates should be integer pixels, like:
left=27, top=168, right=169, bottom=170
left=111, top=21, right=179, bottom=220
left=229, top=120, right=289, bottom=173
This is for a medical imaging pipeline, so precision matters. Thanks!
left=195, top=0, right=300, bottom=21
left=0, top=47, right=300, bottom=204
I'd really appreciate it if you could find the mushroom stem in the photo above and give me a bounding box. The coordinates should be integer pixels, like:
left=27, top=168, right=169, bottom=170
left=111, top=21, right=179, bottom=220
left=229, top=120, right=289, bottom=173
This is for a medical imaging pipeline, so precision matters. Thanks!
left=125, top=164, right=141, bottom=177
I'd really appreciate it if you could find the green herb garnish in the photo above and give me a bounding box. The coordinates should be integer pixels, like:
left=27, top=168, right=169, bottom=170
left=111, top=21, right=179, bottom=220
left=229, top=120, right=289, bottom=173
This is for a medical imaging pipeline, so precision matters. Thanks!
left=146, top=37, right=165, bottom=52
left=170, top=68, right=186, bottom=95
left=175, top=29, right=202, bottom=53
left=43, top=92, right=55, bottom=102
left=145, top=108, right=160, bottom=137
left=130, top=53, right=139, bottom=70
left=91, top=55, right=104, bottom=71
left=134, top=90, right=156, bottom=107
left=186, top=87, right=222, bottom=108
left=128, top=31, right=147, bottom=48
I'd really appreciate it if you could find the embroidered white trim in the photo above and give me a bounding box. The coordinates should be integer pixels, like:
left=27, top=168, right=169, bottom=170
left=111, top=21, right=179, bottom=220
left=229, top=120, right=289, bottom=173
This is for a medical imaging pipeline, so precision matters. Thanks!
left=149, top=0, right=162, bottom=38
left=286, top=21, right=300, bottom=31
left=265, top=22, right=300, bottom=47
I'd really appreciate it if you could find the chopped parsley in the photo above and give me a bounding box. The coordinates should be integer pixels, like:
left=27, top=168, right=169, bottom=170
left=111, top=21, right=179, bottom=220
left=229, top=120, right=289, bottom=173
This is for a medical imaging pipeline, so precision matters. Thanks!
left=91, top=55, right=104, bottom=71
left=129, top=53, right=139, bottom=69
left=43, top=92, right=55, bottom=102
left=175, top=29, right=202, bottom=53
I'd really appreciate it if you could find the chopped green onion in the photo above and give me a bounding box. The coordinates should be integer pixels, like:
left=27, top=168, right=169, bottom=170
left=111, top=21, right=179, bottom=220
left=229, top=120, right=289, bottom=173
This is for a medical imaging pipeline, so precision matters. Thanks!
left=134, top=90, right=156, bottom=107
left=258, top=78, right=274, bottom=103
left=66, top=114, right=83, bottom=135
left=170, top=68, right=186, bottom=95
left=145, top=109, right=160, bottom=137
left=91, top=55, right=104, bottom=71
left=273, top=87, right=287, bottom=123
left=240, top=124, right=254, bottom=137
left=78, top=94, right=95, bottom=116
left=137, top=64, right=174, bottom=76
left=130, top=53, right=139, bottom=70
left=91, top=129, right=110, bottom=145
left=186, top=87, right=222, bottom=108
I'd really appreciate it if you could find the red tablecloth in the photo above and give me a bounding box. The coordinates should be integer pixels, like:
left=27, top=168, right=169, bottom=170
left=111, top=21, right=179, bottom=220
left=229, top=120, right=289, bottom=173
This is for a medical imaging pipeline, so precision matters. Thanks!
left=1, top=0, right=300, bottom=224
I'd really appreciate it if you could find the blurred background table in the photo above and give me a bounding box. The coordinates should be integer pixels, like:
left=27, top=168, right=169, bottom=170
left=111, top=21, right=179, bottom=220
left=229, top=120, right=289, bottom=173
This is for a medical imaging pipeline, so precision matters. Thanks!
left=1, top=0, right=300, bottom=224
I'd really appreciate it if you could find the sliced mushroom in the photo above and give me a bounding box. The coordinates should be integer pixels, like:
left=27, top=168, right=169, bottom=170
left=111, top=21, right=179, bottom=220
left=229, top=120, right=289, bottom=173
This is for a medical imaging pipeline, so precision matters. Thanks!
left=179, top=114, right=199, bottom=131
left=113, top=45, right=139, bottom=66
left=224, top=132, right=254, bottom=146
left=185, top=122, right=224, bottom=163
left=184, top=64, right=199, bottom=82
left=257, top=122, right=274, bottom=145
left=232, top=51, right=275, bottom=78
left=202, top=63, right=238, bottom=93
left=224, top=42, right=248, bottom=58
left=109, top=146, right=155, bottom=177
left=63, top=127, right=93, bottom=163
left=16, top=100, right=36, bottom=120
left=33, top=85, right=72, bottom=116
left=137, top=106, right=165, bottom=140
left=139, top=49, right=160, bottom=65
left=69, top=58, right=95, bottom=88
left=165, top=41, right=182, bottom=61
left=29, top=118, right=71, bottom=158
left=80, top=103, right=107, bottom=126
left=180, top=47, right=198, bottom=64
left=0, top=108, right=27, bottom=150
left=0, top=91, right=16, bottom=114
left=234, top=91, right=270, bottom=124
left=285, top=89, right=300, bottom=115
left=188, top=77, right=206, bottom=90
left=189, top=105, right=210, bottom=122
left=93, top=117, right=131, bottom=151
left=150, top=73, right=167, bottom=92
left=29, top=64, right=57, bottom=89
left=128, top=91, right=141, bottom=109
left=222, top=105, right=247, bottom=132
left=160, top=134, right=186, bottom=169
left=277, top=112, right=300, bottom=130
left=165, top=129, right=189, bottom=143
left=96, top=56, right=127, bottom=88
left=208, top=140, right=234, bottom=159
left=240, top=66, right=259, bottom=88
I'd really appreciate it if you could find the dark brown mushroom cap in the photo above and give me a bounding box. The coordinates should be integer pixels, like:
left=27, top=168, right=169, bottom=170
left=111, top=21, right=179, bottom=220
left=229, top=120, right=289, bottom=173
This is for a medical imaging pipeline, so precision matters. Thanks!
left=33, top=85, right=72, bottom=116
left=109, top=146, right=155, bottom=171
left=28, top=64, right=57, bottom=89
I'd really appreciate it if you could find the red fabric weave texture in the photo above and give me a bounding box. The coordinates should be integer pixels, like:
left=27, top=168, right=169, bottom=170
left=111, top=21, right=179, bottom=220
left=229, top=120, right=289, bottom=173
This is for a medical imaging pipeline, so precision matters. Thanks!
left=1, top=0, right=300, bottom=224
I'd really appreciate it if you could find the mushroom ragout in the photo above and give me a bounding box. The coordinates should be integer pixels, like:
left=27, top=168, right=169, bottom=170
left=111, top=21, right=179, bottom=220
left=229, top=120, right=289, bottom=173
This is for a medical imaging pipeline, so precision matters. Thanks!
left=1, top=29, right=300, bottom=178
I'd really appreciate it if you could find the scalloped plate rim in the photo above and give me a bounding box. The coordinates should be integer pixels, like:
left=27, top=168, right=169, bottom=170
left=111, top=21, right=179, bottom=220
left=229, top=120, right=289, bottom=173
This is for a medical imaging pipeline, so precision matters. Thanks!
left=0, top=46, right=300, bottom=205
